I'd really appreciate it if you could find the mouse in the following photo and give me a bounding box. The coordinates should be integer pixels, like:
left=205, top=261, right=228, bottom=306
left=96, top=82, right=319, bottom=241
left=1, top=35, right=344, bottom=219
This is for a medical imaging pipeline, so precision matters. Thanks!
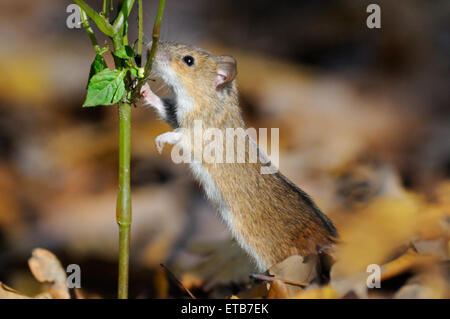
left=140, top=42, right=337, bottom=271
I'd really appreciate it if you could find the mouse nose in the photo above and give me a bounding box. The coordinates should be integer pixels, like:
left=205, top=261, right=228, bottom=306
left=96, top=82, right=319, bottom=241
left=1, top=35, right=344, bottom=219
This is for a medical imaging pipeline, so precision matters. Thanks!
left=147, top=41, right=169, bottom=63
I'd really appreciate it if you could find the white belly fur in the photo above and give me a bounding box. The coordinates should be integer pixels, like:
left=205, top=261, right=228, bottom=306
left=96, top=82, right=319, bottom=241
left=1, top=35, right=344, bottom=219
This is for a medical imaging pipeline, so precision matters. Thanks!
left=188, top=161, right=266, bottom=270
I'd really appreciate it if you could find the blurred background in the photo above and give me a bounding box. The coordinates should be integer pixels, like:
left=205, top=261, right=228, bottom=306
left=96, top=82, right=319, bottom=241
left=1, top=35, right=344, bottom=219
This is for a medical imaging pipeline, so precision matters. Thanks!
left=0, top=0, right=448, bottom=298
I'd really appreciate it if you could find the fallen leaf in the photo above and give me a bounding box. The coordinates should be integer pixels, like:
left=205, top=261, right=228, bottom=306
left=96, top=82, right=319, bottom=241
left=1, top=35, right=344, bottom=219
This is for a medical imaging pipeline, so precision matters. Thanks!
left=28, top=248, right=70, bottom=299
left=0, top=282, right=31, bottom=299
left=267, top=280, right=290, bottom=299
left=332, top=195, right=421, bottom=278
left=0, top=282, right=52, bottom=299
left=380, top=249, right=436, bottom=282
left=268, top=254, right=317, bottom=297
left=184, top=239, right=255, bottom=290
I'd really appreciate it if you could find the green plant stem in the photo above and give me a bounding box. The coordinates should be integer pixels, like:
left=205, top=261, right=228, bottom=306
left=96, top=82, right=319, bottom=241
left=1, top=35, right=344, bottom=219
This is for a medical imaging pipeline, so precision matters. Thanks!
left=132, top=0, right=166, bottom=102
left=145, top=0, right=165, bottom=78
left=74, top=0, right=114, bottom=36
left=112, top=24, right=133, bottom=298
left=76, top=0, right=166, bottom=300
left=116, top=101, right=132, bottom=299
left=110, top=1, right=134, bottom=299
left=137, top=0, right=144, bottom=64
left=79, top=9, right=102, bottom=54
left=102, top=0, right=108, bottom=18
left=113, top=0, right=136, bottom=34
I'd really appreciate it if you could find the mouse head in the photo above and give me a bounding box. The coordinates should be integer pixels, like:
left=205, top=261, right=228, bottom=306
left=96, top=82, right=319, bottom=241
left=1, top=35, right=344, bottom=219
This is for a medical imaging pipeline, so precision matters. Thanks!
left=152, top=42, right=237, bottom=93
left=149, top=42, right=237, bottom=120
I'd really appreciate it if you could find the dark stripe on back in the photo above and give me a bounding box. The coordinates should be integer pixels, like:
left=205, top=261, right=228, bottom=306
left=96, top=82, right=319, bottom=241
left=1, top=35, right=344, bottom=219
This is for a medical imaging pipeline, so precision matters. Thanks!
left=275, top=172, right=338, bottom=237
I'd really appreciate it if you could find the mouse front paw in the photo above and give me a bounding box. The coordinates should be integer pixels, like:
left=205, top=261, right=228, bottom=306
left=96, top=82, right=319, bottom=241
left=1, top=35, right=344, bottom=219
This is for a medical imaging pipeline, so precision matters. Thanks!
left=155, top=130, right=183, bottom=154
left=140, top=83, right=153, bottom=99
left=140, top=83, right=167, bottom=117
left=140, top=83, right=160, bottom=104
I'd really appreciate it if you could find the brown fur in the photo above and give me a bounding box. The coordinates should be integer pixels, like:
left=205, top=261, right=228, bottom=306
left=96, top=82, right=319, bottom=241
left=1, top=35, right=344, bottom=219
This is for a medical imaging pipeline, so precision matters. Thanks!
left=153, top=43, right=337, bottom=269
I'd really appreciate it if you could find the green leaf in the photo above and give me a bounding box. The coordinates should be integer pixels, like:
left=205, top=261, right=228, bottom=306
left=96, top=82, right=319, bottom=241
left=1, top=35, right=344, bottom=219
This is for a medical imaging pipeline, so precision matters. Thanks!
left=87, top=54, right=107, bottom=88
left=83, top=69, right=126, bottom=107
left=113, top=45, right=134, bottom=59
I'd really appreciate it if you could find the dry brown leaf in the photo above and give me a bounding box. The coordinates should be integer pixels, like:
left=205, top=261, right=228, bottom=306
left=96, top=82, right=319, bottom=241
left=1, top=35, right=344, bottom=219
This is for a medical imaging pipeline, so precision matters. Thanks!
left=268, top=254, right=317, bottom=297
left=0, top=282, right=31, bottom=299
left=267, top=280, right=290, bottom=299
left=269, top=255, right=317, bottom=283
left=184, top=239, right=255, bottom=290
left=28, top=248, right=70, bottom=299
left=381, top=249, right=436, bottom=281
left=332, top=194, right=421, bottom=278
left=0, top=282, right=52, bottom=299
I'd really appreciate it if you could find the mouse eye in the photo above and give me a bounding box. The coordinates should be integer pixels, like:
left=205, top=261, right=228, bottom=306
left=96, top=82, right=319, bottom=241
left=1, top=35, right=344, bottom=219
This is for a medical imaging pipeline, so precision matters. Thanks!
left=182, top=55, right=195, bottom=67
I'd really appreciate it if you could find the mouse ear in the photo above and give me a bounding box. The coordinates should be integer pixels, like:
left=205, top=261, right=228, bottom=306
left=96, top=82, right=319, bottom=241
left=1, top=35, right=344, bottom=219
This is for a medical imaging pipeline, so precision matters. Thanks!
left=215, top=55, right=237, bottom=90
